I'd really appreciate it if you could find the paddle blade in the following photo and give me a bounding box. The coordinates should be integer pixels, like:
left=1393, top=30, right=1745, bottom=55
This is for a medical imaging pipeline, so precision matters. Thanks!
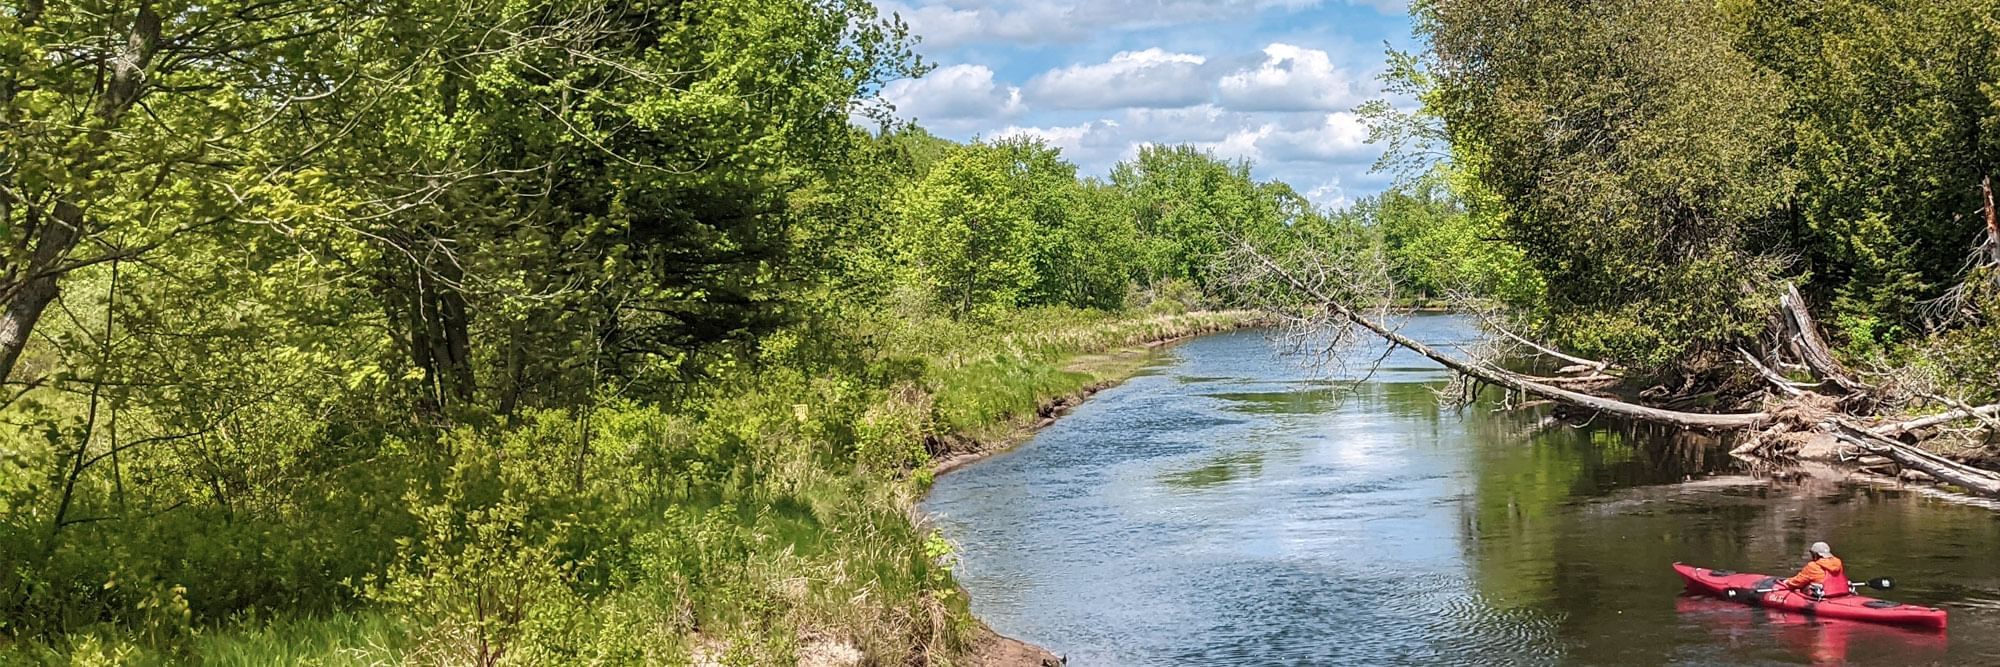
left=1868, top=577, right=1894, bottom=590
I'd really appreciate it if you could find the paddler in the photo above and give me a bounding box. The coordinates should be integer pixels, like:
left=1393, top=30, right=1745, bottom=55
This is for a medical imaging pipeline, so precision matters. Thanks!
left=1782, top=541, right=1851, bottom=598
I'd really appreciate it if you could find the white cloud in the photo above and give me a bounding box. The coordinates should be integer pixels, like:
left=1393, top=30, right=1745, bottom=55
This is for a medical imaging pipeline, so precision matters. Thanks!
left=1217, top=43, right=1367, bottom=112
left=990, top=120, right=1130, bottom=172
left=1200, top=125, right=1275, bottom=164
left=1025, top=49, right=1210, bottom=110
left=881, top=0, right=1327, bottom=49
left=992, top=121, right=1103, bottom=150
left=866, top=11, right=1407, bottom=203
left=880, top=64, right=1024, bottom=122
left=1305, top=177, right=1351, bottom=208
left=1256, top=111, right=1372, bottom=163
left=1119, top=105, right=1245, bottom=143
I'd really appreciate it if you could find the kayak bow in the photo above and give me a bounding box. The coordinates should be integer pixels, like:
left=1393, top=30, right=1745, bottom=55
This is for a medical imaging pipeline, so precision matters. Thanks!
left=1673, top=562, right=1947, bottom=630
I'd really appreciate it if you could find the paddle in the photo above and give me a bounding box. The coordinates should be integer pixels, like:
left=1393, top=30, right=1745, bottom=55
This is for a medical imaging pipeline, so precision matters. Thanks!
left=1722, top=587, right=1769, bottom=605
left=1722, top=577, right=1894, bottom=604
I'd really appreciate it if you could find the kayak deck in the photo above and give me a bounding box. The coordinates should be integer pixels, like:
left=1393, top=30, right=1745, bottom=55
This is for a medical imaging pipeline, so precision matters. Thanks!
left=1673, top=562, right=1947, bottom=630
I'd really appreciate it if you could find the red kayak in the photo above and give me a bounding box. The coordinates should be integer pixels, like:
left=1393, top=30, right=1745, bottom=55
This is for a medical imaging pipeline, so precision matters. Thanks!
left=1674, top=562, right=1947, bottom=630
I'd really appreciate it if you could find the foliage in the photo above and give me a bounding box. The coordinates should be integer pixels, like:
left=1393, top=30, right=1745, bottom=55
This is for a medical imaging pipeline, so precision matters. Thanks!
left=1411, top=0, right=2000, bottom=389
left=1732, top=0, right=2000, bottom=351
left=1112, top=145, right=1287, bottom=293
left=1362, top=168, right=1541, bottom=306
left=1416, top=0, right=1792, bottom=373
left=0, top=0, right=1410, bottom=662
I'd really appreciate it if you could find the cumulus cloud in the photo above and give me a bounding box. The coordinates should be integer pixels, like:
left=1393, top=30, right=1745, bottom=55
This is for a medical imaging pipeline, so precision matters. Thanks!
left=1025, top=49, right=1211, bottom=110
left=880, top=64, right=1024, bottom=122
left=991, top=120, right=1130, bottom=172
left=1118, top=105, right=1245, bottom=143
left=1256, top=112, right=1372, bottom=163
left=1347, top=0, right=1409, bottom=13
left=1200, top=126, right=1275, bottom=164
left=880, top=0, right=1327, bottom=49
left=1217, top=43, right=1368, bottom=112
left=1305, top=177, right=1351, bottom=208
left=866, top=5, right=1405, bottom=206
left=987, top=109, right=1384, bottom=211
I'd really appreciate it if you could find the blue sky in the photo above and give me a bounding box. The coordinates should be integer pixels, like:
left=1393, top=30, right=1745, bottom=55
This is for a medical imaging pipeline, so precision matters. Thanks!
left=872, top=0, right=1420, bottom=208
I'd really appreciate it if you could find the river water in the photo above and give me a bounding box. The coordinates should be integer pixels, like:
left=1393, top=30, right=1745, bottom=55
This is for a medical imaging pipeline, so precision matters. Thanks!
left=922, top=316, right=2000, bottom=666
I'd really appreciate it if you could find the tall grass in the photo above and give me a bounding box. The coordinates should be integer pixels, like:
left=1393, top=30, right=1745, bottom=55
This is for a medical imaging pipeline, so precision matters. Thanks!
left=0, top=309, right=1259, bottom=665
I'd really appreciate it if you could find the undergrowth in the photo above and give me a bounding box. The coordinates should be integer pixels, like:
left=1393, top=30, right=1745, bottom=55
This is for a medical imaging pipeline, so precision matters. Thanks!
left=0, top=309, right=1256, bottom=666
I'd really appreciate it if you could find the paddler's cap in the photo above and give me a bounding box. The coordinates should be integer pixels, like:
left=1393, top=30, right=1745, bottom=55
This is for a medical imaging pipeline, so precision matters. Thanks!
left=1810, top=541, right=1832, bottom=557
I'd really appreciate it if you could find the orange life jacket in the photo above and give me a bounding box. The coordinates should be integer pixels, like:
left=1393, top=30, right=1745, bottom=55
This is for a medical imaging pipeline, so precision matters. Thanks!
left=1784, top=556, right=1848, bottom=596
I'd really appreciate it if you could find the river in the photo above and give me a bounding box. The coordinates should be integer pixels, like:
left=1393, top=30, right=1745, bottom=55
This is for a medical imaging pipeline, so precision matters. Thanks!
left=921, top=316, right=2000, bottom=666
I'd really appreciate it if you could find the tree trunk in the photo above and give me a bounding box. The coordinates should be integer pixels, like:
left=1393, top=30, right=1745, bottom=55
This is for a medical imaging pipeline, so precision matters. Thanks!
left=387, top=259, right=476, bottom=416
left=0, top=202, right=83, bottom=383
left=1828, top=421, right=2000, bottom=497
left=1983, top=175, right=1999, bottom=266
left=1872, top=403, right=2000, bottom=436
left=1778, top=282, right=1867, bottom=393
left=1245, top=248, right=1770, bottom=430
left=1, top=6, right=159, bottom=384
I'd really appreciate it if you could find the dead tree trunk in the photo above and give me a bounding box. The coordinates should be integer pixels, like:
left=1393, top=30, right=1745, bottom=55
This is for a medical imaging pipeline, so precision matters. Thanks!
left=1984, top=175, right=2000, bottom=267
left=1778, top=283, right=1868, bottom=393
left=1827, top=420, right=2000, bottom=496
left=1233, top=242, right=2000, bottom=497
left=1875, top=404, right=2000, bottom=436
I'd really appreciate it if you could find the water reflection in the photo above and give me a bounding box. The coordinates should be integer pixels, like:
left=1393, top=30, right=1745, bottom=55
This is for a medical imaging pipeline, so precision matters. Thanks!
left=1161, top=451, right=1266, bottom=490
left=923, top=318, right=2000, bottom=665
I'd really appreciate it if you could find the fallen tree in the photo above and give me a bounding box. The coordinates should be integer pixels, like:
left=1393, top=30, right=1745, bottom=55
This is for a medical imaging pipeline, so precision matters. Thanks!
left=1236, top=245, right=1770, bottom=430
left=1777, top=283, right=1871, bottom=393
left=1827, top=420, right=2000, bottom=496
left=1230, top=241, right=2000, bottom=498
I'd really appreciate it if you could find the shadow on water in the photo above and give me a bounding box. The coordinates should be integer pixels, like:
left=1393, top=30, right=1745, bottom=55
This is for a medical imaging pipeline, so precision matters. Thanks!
left=923, top=319, right=2000, bottom=666
left=1204, top=388, right=1348, bottom=415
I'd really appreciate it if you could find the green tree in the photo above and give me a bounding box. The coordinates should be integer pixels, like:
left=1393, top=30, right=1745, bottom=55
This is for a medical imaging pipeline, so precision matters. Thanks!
left=892, top=144, right=1040, bottom=319
left=1734, top=0, right=2000, bottom=350
left=1031, top=181, right=1139, bottom=311
left=1111, top=145, right=1284, bottom=293
left=1368, top=169, right=1539, bottom=305
left=1417, top=0, right=1791, bottom=372
left=0, top=0, right=388, bottom=385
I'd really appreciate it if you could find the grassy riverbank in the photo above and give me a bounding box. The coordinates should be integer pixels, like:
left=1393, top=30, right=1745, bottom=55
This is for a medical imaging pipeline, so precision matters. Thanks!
left=0, top=309, right=1257, bottom=666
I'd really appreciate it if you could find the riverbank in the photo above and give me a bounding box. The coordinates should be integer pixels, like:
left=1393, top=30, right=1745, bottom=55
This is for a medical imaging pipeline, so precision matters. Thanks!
left=927, top=311, right=1266, bottom=479
left=930, top=311, right=1263, bottom=666
left=0, top=308, right=1263, bottom=666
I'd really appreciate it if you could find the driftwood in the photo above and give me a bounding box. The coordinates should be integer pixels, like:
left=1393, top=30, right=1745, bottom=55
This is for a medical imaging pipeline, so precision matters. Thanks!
left=1873, top=403, right=2000, bottom=436
left=1737, top=348, right=1809, bottom=398
left=1515, top=372, right=1621, bottom=387
left=1827, top=420, right=2000, bottom=496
